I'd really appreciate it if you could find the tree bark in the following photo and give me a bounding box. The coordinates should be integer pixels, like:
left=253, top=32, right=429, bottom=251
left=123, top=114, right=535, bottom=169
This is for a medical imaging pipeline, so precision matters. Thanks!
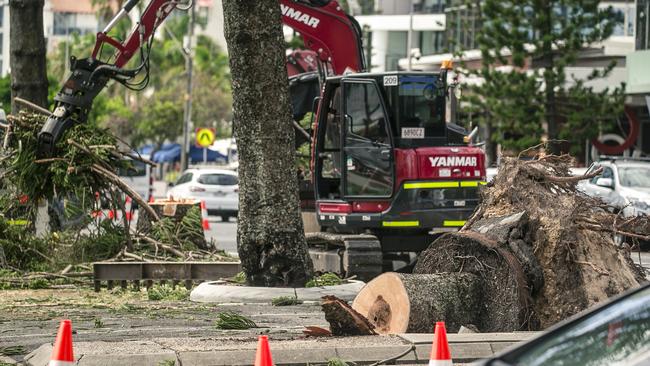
left=352, top=272, right=482, bottom=334
left=414, top=231, right=535, bottom=332
left=9, top=0, right=48, bottom=113
left=222, top=0, right=313, bottom=287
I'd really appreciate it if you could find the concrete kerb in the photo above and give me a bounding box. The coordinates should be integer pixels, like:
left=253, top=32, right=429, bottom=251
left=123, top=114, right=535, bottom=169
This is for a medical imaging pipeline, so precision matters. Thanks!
left=0, top=355, right=19, bottom=365
left=23, top=333, right=540, bottom=365
left=190, top=280, right=366, bottom=303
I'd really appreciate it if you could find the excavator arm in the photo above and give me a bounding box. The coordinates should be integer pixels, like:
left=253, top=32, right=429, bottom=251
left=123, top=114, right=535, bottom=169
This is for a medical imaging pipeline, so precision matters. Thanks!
left=37, top=0, right=183, bottom=157
left=37, top=0, right=364, bottom=157
left=280, top=0, right=366, bottom=75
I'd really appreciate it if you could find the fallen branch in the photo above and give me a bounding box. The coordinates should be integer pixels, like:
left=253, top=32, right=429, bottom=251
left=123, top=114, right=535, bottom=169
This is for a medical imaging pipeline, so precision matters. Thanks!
left=138, top=235, right=185, bottom=257
left=545, top=166, right=603, bottom=184
left=90, top=163, right=159, bottom=221
left=34, top=157, right=68, bottom=164
left=13, top=97, right=50, bottom=115
left=121, top=250, right=149, bottom=262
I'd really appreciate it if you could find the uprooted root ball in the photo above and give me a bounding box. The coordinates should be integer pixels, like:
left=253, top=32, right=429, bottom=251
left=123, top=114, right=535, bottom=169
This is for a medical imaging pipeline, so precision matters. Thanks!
left=415, top=154, right=646, bottom=330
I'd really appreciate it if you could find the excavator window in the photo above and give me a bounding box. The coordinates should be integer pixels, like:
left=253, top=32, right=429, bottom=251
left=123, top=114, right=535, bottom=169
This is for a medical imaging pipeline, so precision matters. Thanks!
left=318, top=86, right=343, bottom=199
left=342, top=80, right=393, bottom=197
left=387, top=75, right=447, bottom=148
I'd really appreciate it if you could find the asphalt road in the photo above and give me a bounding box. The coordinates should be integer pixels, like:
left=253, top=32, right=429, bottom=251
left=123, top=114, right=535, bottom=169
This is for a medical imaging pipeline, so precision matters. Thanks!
left=205, top=217, right=238, bottom=255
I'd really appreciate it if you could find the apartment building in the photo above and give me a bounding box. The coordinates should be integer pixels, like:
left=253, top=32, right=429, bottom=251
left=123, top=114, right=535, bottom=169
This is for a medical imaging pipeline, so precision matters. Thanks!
left=0, top=0, right=100, bottom=76
left=354, top=0, right=446, bottom=71
left=626, top=0, right=650, bottom=153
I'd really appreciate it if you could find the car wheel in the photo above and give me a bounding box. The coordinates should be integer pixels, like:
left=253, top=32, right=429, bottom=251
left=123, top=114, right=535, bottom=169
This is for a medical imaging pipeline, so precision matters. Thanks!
left=221, top=216, right=229, bottom=222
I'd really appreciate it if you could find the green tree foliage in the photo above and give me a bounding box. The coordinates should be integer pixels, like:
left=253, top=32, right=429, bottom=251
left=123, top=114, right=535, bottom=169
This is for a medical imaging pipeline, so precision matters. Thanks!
left=465, top=0, right=625, bottom=156
left=45, top=14, right=232, bottom=147
left=0, top=75, right=10, bottom=114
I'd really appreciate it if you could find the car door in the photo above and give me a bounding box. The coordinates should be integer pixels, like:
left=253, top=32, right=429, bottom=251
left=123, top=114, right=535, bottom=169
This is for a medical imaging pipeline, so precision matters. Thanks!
left=585, top=165, right=617, bottom=205
left=341, top=79, right=393, bottom=198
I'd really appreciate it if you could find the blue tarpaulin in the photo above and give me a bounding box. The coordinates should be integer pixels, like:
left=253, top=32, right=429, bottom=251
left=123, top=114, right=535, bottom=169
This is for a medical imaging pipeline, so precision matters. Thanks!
left=137, top=143, right=226, bottom=163
left=189, top=146, right=227, bottom=163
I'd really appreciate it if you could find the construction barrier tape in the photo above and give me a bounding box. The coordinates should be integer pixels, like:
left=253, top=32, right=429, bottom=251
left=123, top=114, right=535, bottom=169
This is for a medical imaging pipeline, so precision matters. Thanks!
left=443, top=220, right=466, bottom=227
left=404, top=181, right=487, bottom=189
left=382, top=220, right=420, bottom=227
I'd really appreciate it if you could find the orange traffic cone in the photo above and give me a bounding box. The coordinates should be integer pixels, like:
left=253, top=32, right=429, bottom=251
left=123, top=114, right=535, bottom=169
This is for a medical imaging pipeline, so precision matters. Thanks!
left=200, top=201, right=210, bottom=230
left=429, top=321, right=452, bottom=366
left=50, top=319, right=74, bottom=366
left=254, top=335, right=274, bottom=366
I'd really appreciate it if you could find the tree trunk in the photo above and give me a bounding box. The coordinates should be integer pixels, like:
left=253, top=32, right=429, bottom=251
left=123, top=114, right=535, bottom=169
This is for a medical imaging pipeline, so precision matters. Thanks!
left=222, top=0, right=313, bottom=287
left=9, top=0, right=48, bottom=113
left=541, top=0, right=559, bottom=155
left=413, top=231, right=535, bottom=332
left=352, top=272, right=482, bottom=334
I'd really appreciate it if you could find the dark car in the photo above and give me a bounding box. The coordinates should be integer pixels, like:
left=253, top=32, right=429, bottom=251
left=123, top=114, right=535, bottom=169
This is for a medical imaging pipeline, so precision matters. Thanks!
left=475, top=283, right=650, bottom=366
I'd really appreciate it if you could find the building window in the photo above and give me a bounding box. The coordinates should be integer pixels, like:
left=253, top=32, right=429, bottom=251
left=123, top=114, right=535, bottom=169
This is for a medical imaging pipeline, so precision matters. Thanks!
left=613, top=8, right=626, bottom=36
left=53, top=13, right=76, bottom=35
left=0, top=7, right=4, bottom=28
left=420, top=31, right=445, bottom=55
left=414, top=0, right=446, bottom=14
left=628, top=6, right=636, bottom=36
left=445, top=0, right=480, bottom=53
left=386, top=31, right=407, bottom=70
left=637, top=0, right=649, bottom=49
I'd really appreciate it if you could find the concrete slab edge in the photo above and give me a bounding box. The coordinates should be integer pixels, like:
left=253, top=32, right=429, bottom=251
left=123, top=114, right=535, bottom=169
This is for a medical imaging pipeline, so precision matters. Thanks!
left=23, top=337, right=525, bottom=365
left=190, top=280, right=366, bottom=303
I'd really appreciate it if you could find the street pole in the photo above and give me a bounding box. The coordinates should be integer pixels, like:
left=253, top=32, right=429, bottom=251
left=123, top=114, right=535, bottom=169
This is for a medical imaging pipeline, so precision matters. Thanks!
left=407, top=0, right=414, bottom=71
left=181, top=5, right=195, bottom=171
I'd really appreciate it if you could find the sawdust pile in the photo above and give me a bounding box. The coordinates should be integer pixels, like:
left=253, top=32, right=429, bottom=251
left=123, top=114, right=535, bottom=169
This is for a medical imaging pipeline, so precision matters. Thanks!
left=415, top=154, right=647, bottom=330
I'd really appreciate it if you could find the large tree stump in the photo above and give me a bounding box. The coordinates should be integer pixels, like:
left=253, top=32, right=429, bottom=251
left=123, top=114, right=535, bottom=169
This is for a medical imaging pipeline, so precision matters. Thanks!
left=137, top=200, right=208, bottom=250
left=414, top=230, right=536, bottom=332
left=352, top=272, right=482, bottom=334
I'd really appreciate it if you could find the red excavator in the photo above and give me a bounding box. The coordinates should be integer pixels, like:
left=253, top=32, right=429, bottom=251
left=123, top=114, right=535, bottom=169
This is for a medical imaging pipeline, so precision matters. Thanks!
left=37, top=0, right=487, bottom=280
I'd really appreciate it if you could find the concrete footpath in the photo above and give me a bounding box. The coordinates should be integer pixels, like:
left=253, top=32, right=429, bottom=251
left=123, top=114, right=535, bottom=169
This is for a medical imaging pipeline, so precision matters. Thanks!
left=22, top=332, right=539, bottom=365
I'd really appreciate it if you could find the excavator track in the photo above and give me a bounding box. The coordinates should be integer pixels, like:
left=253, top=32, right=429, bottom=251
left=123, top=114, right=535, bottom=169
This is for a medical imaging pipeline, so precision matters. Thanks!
left=305, top=232, right=383, bottom=282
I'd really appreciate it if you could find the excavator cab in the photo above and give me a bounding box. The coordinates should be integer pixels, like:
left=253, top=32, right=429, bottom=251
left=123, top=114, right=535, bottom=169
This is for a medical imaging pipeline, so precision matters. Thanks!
left=311, top=71, right=486, bottom=253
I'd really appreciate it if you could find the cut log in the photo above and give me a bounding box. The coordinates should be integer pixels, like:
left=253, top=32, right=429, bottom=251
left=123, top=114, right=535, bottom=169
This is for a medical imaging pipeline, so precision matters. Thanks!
left=352, top=272, right=482, bottom=334
left=414, top=232, right=534, bottom=332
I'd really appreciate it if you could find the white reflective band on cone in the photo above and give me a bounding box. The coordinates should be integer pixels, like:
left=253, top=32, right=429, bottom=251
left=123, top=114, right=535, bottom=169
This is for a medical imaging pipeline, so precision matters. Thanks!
left=49, top=361, right=76, bottom=366
left=429, top=360, right=453, bottom=366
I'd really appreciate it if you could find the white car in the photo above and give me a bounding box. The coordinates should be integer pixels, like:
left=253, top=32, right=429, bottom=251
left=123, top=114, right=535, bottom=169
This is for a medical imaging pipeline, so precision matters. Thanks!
left=578, top=159, right=650, bottom=218
left=167, top=168, right=239, bottom=221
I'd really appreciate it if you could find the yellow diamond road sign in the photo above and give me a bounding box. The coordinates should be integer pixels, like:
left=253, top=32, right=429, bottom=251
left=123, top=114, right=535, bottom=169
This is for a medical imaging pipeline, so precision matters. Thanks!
left=195, top=127, right=216, bottom=148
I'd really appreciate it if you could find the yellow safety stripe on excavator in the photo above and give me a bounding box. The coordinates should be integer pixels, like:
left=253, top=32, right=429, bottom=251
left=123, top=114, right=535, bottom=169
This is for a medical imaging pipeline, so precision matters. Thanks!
left=404, top=182, right=458, bottom=189
left=404, top=181, right=487, bottom=189
left=443, top=220, right=466, bottom=227
left=382, top=221, right=420, bottom=227
left=7, top=219, right=30, bottom=226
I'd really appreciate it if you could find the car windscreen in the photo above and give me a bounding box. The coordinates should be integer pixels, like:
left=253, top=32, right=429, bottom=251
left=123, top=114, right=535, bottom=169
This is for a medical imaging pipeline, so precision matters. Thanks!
left=197, top=174, right=238, bottom=186
left=117, top=160, right=147, bottom=177
left=618, top=167, right=650, bottom=188
left=502, top=286, right=650, bottom=365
